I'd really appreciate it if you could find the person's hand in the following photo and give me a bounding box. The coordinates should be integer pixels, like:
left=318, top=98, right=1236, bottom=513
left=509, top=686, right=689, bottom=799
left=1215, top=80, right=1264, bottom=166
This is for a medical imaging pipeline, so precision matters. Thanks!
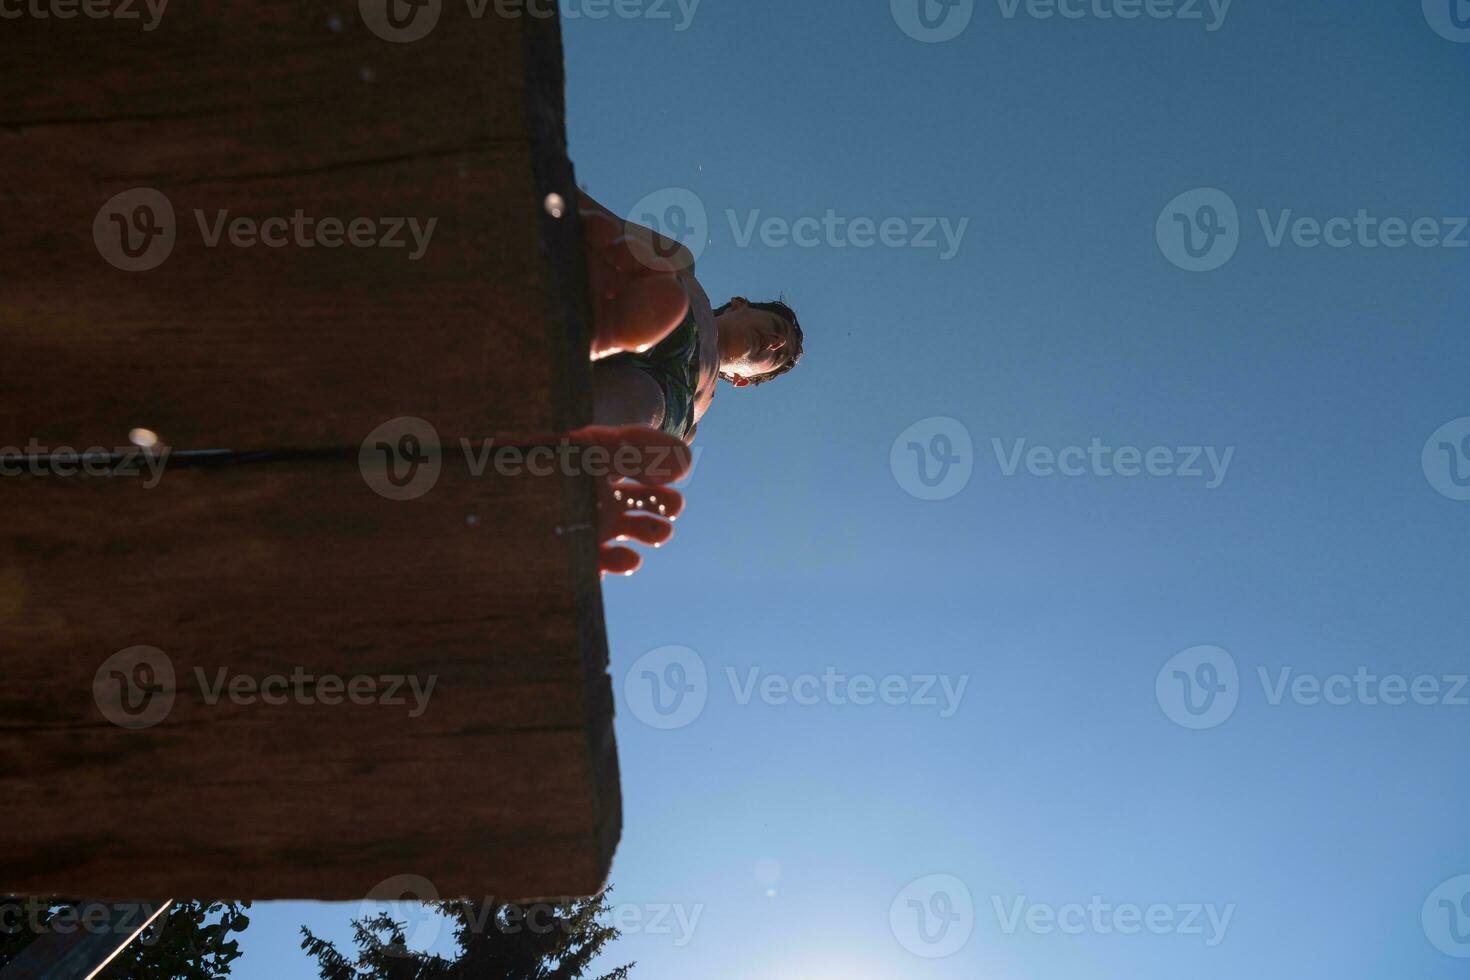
left=566, top=425, right=692, bottom=577
left=580, top=193, right=690, bottom=361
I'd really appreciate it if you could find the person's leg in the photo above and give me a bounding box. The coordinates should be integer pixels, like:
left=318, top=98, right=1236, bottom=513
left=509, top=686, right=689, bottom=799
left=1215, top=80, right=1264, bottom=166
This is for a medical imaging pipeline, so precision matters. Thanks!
left=580, top=200, right=690, bottom=361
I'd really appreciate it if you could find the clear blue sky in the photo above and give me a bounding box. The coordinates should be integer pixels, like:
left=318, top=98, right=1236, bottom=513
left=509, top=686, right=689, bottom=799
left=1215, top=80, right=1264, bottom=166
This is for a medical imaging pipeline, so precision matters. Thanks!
left=234, top=1, right=1470, bottom=976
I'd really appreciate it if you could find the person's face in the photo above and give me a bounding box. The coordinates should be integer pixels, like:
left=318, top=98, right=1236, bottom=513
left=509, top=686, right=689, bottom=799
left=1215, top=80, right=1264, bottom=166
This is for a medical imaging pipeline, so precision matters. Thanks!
left=716, top=298, right=797, bottom=387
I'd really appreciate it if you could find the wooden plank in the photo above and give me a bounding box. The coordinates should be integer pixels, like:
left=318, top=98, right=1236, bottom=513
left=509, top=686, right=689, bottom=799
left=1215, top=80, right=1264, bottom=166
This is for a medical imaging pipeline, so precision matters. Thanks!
left=0, top=1, right=619, bottom=900
left=0, top=455, right=618, bottom=900
left=0, top=0, right=591, bottom=450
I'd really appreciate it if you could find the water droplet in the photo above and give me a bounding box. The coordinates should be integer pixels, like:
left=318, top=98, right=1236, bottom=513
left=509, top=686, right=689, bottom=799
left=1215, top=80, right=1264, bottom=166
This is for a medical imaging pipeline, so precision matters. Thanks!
left=466, top=514, right=480, bottom=527
left=327, top=14, right=344, bottom=31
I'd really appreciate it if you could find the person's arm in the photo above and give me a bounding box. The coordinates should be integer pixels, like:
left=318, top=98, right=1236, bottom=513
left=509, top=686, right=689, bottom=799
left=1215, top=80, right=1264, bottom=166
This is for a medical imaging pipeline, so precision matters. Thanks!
left=592, top=360, right=667, bottom=431
left=580, top=193, right=690, bottom=362
left=579, top=191, right=696, bottom=277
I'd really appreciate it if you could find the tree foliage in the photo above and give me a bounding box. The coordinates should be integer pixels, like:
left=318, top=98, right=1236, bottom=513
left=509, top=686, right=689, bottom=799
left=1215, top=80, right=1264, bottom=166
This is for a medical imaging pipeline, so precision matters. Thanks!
left=301, top=893, right=633, bottom=980
left=0, top=898, right=251, bottom=980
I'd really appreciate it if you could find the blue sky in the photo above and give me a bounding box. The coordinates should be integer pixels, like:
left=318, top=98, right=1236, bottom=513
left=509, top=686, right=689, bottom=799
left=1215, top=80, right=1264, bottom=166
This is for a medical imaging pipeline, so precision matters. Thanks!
left=233, top=1, right=1470, bottom=977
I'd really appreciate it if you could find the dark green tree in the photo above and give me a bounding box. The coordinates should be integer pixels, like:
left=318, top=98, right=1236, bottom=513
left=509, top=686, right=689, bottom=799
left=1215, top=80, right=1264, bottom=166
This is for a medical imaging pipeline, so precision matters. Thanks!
left=301, top=893, right=633, bottom=980
left=0, top=898, right=251, bottom=979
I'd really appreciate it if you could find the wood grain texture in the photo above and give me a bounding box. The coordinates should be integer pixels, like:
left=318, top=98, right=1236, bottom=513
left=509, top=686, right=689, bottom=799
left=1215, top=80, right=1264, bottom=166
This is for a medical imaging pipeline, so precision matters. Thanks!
left=0, top=0, right=593, bottom=449
left=0, top=455, right=616, bottom=900
left=0, top=2, right=619, bottom=900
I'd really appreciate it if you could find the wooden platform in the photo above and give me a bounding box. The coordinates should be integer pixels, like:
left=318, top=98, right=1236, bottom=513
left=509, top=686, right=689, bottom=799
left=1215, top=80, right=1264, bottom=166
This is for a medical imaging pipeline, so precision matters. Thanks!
left=0, top=1, right=618, bottom=899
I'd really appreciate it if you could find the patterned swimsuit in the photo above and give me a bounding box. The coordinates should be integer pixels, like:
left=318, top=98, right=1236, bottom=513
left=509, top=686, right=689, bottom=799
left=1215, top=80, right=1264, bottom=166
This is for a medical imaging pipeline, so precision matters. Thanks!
left=609, top=301, right=702, bottom=441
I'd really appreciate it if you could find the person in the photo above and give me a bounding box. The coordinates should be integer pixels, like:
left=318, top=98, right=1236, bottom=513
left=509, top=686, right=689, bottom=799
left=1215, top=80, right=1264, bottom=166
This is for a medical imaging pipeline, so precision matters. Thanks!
left=578, top=193, right=804, bottom=443
left=575, top=192, right=805, bottom=578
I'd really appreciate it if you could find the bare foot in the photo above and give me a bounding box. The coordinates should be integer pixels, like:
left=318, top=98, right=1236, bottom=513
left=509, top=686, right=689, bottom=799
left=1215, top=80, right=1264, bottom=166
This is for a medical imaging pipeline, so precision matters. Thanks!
left=566, top=425, right=692, bottom=577
left=580, top=194, right=690, bottom=361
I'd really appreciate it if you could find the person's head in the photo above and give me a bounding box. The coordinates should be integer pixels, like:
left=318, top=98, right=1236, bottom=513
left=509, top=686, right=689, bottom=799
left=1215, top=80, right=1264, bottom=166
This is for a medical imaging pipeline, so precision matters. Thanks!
left=714, top=297, right=804, bottom=388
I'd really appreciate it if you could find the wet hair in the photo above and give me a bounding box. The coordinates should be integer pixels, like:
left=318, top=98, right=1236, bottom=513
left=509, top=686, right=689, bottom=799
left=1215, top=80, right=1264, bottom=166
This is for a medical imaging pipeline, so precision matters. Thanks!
left=713, top=298, right=805, bottom=386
